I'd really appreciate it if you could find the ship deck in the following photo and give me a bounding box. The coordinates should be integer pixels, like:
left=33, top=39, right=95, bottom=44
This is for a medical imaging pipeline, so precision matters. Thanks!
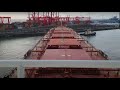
left=22, top=26, right=120, bottom=78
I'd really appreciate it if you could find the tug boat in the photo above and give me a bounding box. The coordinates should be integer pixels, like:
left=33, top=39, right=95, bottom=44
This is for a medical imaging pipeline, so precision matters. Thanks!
left=80, top=30, right=96, bottom=36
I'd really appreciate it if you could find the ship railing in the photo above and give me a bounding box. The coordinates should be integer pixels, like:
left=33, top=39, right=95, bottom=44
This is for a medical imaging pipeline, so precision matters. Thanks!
left=31, top=28, right=54, bottom=50
left=0, top=60, right=120, bottom=78
left=85, top=41, right=108, bottom=59
left=79, top=37, right=108, bottom=59
left=24, top=32, right=52, bottom=59
left=99, top=50, right=109, bottom=59
left=24, top=37, right=44, bottom=59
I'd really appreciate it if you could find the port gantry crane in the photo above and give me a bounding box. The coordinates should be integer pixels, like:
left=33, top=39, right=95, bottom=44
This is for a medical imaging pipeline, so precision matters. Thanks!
left=27, top=12, right=91, bottom=27
left=0, top=16, right=12, bottom=30
left=0, top=17, right=11, bottom=24
left=27, top=12, right=60, bottom=26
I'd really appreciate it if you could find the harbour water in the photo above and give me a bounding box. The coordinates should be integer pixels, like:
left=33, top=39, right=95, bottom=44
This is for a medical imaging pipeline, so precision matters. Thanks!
left=0, top=36, right=42, bottom=77
left=82, top=29, right=120, bottom=60
left=0, top=29, right=120, bottom=77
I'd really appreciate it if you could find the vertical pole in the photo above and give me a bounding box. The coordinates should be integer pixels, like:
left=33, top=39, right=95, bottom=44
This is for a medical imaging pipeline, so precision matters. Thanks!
left=8, top=17, right=10, bottom=24
left=2, top=17, right=4, bottom=24
left=56, top=12, right=57, bottom=17
left=46, top=12, right=48, bottom=25
left=10, top=17, right=11, bottom=24
left=0, top=17, right=2, bottom=23
left=50, top=12, right=52, bottom=24
left=58, top=12, right=60, bottom=22
left=38, top=12, right=39, bottom=23
left=17, top=65, right=25, bottom=78
left=118, top=12, right=120, bottom=28
left=28, top=12, right=30, bottom=20
left=33, top=12, right=35, bottom=17
left=53, top=12, right=54, bottom=24
left=47, top=12, right=49, bottom=25
left=51, top=12, right=52, bottom=17
left=48, top=12, right=49, bottom=17
left=8, top=18, right=9, bottom=24
left=58, top=12, right=59, bottom=17
left=43, top=12, right=44, bottom=17
left=46, top=12, right=47, bottom=16
left=7, top=18, right=9, bottom=30
left=61, top=17, right=62, bottom=26
left=43, top=12, right=44, bottom=25
left=38, top=12, right=39, bottom=17
left=53, top=12, right=54, bottom=17
left=32, top=12, right=35, bottom=23
left=28, top=12, right=30, bottom=28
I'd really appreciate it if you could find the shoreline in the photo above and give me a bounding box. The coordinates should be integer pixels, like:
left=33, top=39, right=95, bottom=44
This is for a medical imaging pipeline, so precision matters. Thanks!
left=0, top=25, right=119, bottom=38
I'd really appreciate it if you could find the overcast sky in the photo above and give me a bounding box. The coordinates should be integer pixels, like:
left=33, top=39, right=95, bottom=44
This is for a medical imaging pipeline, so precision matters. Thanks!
left=0, top=12, right=119, bottom=22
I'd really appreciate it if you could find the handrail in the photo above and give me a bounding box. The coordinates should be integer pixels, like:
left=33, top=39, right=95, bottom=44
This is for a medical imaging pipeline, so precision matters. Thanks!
left=0, top=60, right=120, bottom=68
left=0, top=60, right=120, bottom=78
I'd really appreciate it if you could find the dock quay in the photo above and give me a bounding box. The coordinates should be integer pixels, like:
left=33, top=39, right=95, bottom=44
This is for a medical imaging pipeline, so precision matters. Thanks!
left=0, top=24, right=119, bottom=38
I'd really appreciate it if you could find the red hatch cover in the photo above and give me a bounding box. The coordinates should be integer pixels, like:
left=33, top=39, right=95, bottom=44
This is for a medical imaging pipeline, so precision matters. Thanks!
left=48, top=39, right=80, bottom=46
left=40, top=49, right=92, bottom=60
left=51, top=34, right=75, bottom=38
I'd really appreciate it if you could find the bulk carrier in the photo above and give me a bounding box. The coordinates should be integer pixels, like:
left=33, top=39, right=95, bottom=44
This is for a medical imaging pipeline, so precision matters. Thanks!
left=1, top=12, right=120, bottom=78
left=17, top=25, right=118, bottom=78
